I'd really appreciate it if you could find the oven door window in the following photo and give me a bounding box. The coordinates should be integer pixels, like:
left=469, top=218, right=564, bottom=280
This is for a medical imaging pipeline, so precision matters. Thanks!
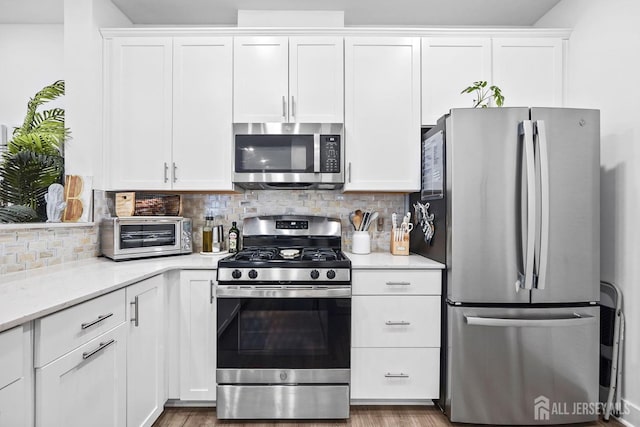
left=119, top=223, right=177, bottom=249
left=217, top=298, right=350, bottom=369
left=235, top=135, right=314, bottom=173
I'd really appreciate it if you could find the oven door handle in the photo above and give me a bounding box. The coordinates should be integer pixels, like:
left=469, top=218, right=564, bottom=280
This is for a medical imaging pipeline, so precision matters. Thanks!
left=216, top=286, right=351, bottom=298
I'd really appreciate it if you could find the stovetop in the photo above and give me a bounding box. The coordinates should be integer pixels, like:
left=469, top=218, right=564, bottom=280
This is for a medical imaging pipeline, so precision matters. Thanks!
left=217, top=215, right=351, bottom=283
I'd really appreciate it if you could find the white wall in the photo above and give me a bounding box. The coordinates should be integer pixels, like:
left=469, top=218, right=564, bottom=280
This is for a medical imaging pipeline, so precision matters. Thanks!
left=537, top=1, right=640, bottom=425
left=64, top=0, right=131, bottom=186
left=0, top=24, right=64, bottom=132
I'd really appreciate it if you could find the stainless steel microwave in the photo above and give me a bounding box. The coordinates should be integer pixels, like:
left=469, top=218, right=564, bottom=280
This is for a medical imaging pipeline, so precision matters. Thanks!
left=101, top=216, right=192, bottom=261
left=233, top=123, right=344, bottom=190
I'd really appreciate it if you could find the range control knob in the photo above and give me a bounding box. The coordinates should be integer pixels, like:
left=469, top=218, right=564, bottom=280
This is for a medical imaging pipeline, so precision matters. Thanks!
left=248, top=269, right=258, bottom=279
left=310, top=269, right=320, bottom=280
left=232, top=269, right=242, bottom=279
left=326, top=270, right=336, bottom=280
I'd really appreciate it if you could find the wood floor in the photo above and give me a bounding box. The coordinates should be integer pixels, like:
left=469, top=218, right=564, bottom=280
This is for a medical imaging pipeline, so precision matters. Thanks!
left=153, top=406, right=623, bottom=427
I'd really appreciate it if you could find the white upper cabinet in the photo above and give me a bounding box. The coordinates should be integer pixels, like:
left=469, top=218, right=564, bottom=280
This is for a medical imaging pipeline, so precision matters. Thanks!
left=344, top=37, right=421, bottom=192
left=492, top=38, right=564, bottom=107
left=421, top=37, right=492, bottom=125
left=106, top=37, right=173, bottom=190
left=234, top=36, right=344, bottom=123
left=105, top=36, right=234, bottom=191
left=289, top=37, right=344, bottom=123
left=172, top=37, right=234, bottom=191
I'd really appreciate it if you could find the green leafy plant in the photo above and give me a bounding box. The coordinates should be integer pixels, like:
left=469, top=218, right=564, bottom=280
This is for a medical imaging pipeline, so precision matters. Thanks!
left=461, top=81, right=505, bottom=108
left=0, top=80, right=68, bottom=223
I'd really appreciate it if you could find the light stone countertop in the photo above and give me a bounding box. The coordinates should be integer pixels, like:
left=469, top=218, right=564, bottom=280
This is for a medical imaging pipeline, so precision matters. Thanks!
left=345, top=251, right=444, bottom=269
left=0, top=251, right=443, bottom=333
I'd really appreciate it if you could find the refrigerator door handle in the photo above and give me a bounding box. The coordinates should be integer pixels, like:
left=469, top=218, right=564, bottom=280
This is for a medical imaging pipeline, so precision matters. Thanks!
left=534, top=120, right=550, bottom=290
left=517, top=121, right=536, bottom=291
left=465, top=314, right=596, bottom=328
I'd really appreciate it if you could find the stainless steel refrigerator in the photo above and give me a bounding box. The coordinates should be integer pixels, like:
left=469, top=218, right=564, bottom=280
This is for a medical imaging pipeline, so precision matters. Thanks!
left=410, top=107, right=600, bottom=425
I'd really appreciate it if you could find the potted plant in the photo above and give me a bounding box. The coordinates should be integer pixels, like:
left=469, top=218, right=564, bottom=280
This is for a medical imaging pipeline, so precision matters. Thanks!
left=0, top=80, right=68, bottom=223
left=461, top=80, right=505, bottom=108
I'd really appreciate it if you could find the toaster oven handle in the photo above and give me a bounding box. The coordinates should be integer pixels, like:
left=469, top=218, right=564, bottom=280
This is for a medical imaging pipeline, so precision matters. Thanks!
left=314, top=134, right=321, bottom=173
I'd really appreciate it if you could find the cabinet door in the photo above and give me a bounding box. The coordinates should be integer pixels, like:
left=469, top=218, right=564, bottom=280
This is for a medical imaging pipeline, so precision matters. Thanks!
left=421, top=37, right=491, bottom=125
left=234, top=37, right=288, bottom=123
left=173, top=37, right=234, bottom=191
left=179, top=271, right=216, bottom=401
left=344, top=37, right=421, bottom=192
left=126, top=276, right=164, bottom=427
left=0, top=324, right=33, bottom=427
left=492, top=38, right=564, bottom=107
left=106, top=37, right=173, bottom=190
left=289, top=37, right=344, bottom=123
left=36, top=324, right=127, bottom=427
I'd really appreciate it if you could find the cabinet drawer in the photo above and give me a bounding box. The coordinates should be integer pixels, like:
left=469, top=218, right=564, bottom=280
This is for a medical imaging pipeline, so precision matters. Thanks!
left=352, top=270, right=441, bottom=295
left=35, top=289, right=126, bottom=367
left=0, top=326, right=24, bottom=389
left=352, top=295, right=440, bottom=347
left=351, top=347, right=440, bottom=400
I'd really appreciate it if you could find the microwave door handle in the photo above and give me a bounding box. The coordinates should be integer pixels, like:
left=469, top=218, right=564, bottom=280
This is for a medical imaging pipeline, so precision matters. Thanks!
left=314, top=134, right=321, bottom=173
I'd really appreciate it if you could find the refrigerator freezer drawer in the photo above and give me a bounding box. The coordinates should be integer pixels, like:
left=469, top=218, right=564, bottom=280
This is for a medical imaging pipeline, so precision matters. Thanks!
left=447, top=305, right=599, bottom=425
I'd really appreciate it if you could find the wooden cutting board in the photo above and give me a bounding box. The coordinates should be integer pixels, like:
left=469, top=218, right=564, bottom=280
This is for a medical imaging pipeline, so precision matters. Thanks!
left=62, top=175, right=84, bottom=222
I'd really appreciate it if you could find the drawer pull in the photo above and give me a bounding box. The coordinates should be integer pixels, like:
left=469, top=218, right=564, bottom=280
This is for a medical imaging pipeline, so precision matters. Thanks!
left=385, top=372, right=409, bottom=378
left=82, top=339, right=115, bottom=360
left=130, top=296, right=139, bottom=327
left=385, top=281, right=411, bottom=286
left=80, top=313, right=114, bottom=330
left=385, top=320, right=411, bottom=326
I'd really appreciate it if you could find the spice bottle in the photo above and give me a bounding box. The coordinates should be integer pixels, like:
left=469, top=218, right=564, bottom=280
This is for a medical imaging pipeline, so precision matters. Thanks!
left=229, top=221, right=239, bottom=253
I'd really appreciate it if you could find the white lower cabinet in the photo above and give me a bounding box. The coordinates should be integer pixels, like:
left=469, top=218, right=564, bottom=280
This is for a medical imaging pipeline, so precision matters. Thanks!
left=36, top=324, right=127, bottom=427
left=351, top=348, right=440, bottom=400
left=126, top=276, right=165, bottom=427
left=179, top=271, right=217, bottom=401
left=0, top=324, right=33, bottom=427
left=351, top=268, right=441, bottom=402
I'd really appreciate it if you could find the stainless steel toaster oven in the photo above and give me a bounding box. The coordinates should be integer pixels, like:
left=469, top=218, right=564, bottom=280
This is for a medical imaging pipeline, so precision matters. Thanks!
left=101, top=216, right=192, bottom=261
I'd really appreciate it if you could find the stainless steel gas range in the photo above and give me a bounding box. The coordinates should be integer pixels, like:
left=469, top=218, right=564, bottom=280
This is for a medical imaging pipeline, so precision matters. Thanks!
left=215, top=215, right=351, bottom=420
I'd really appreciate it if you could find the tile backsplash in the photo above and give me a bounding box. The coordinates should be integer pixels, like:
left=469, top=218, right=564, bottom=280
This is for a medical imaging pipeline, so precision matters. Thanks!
left=180, top=191, right=407, bottom=253
left=0, top=224, right=99, bottom=275
left=0, top=190, right=407, bottom=276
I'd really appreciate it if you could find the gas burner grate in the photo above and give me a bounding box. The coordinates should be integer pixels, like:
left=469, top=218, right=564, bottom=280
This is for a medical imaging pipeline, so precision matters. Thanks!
left=301, top=248, right=339, bottom=261
left=235, top=248, right=279, bottom=261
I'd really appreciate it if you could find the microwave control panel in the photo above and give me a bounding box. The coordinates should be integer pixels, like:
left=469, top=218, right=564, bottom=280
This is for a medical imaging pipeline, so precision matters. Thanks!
left=320, top=135, right=341, bottom=173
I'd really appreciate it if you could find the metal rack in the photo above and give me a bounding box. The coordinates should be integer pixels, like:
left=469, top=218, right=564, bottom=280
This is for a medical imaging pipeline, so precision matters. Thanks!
left=600, top=280, right=625, bottom=421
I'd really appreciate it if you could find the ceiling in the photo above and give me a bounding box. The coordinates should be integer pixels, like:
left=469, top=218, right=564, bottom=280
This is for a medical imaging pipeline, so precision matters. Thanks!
left=0, top=0, right=562, bottom=26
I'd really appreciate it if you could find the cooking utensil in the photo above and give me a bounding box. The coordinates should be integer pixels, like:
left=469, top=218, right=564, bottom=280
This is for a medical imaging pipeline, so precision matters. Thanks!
left=353, top=212, right=362, bottom=231
left=361, top=211, right=370, bottom=231
left=365, top=211, right=379, bottom=231
left=349, top=212, right=356, bottom=230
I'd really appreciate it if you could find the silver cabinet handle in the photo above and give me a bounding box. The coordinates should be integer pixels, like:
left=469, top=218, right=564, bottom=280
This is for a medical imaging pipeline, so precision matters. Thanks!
left=386, top=281, right=411, bottom=286
left=385, top=373, right=409, bottom=378
left=80, top=313, right=113, bottom=330
left=130, top=296, right=139, bottom=327
left=210, top=280, right=215, bottom=304
left=282, top=95, right=287, bottom=120
left=385, top=320, right=411, bottom=326
left=164, top=162, right=169, bottom=183
left=348, top=162, right=352, bottom=183
left=82, top=339, right=115, bottom=360
left=291, top=95, right=296, bottom=118
left=173, top=162, right=178, bottom=183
